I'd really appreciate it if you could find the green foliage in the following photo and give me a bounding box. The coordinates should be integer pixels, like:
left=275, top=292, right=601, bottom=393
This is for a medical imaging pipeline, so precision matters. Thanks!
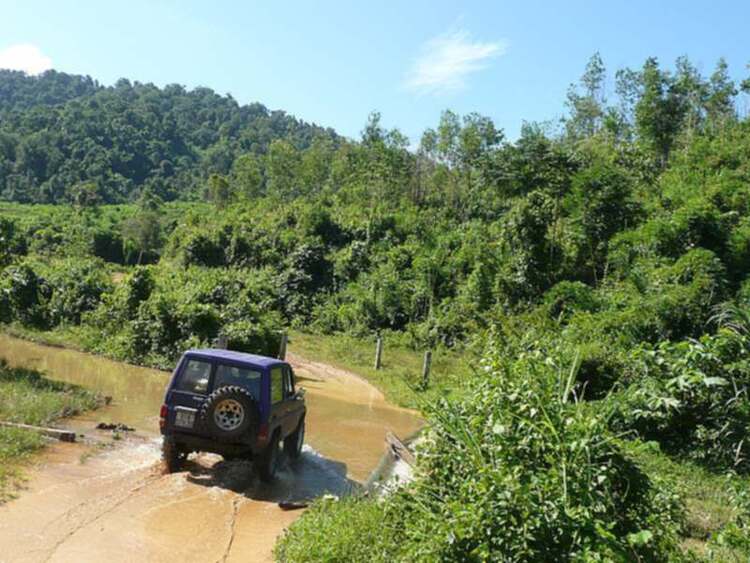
left=42, top=259, right=112, bottom=325
left=3, top=54, right=750, bottom=558
left=0, top=71, right=337, bottom=203
left=544, top=281, right=598, bottom=322
left=0, top=262, right=49, bottom=327
left=83, top=265, right=281, bottom=367
left=275, top=496, right=395, bottom=563
left=0, top=217, right=26, bottom=266
left=280, top=348, right=685, bottom=561
left=613, top=307, right=750, bottom=471
left=710, top=477, right=750, bottom=556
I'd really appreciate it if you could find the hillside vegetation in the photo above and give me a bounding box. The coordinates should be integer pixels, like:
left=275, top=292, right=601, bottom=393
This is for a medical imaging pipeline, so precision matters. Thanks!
left=0, top=69, right=337, bottom=203
left=2, top=54, right=750, bottom=559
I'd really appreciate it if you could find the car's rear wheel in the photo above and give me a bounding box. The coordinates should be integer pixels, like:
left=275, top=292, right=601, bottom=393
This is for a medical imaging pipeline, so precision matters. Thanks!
left=284, top=418, right=305, bottom=460
left=256, top=433, right=281, bottom=482
left=162, top=438, right=186, bottom=473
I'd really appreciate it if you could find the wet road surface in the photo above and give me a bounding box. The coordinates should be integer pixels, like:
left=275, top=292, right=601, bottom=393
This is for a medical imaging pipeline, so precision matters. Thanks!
left=0, top=335, right=421, bottom=562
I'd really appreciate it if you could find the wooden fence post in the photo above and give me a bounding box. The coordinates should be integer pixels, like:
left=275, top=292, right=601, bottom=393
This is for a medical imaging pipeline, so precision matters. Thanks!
left=421, top=350, right=432, bottom=389
left=374, top=335, right=383, bottom=370
left=279, top=332, right=288, bottom=360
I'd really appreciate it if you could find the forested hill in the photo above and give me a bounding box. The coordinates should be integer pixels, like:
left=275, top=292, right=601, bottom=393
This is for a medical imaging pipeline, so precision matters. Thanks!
left=0, top=69, right=338, bottom=204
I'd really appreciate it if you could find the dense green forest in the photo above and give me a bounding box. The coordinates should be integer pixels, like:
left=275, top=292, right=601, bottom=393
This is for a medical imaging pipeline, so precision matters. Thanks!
left=0, top=69, right=338, bottom=203
left=3, top=53, right=750, bottom=559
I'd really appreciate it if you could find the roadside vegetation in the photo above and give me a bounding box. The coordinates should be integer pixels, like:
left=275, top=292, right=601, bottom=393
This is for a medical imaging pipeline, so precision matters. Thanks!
left=0, top=360, right=101, bottom=501
left=2, top=54, right=750, bottom=558
left=288, top=331, right=470, bottom=407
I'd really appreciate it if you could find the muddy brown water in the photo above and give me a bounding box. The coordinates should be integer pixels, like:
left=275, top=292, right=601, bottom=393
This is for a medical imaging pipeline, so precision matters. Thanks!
left=0, top=334, right=421, bottom=562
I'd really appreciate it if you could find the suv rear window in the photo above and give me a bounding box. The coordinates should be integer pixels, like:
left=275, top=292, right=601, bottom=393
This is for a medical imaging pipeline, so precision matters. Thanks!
left=214, top=364, right=262, bottom=400
left=176, top=359, right=211, bottom=394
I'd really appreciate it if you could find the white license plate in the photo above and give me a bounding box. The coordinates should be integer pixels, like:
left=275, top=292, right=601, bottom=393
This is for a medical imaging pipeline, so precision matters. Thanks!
left=174, top=408, right=196, bottom=428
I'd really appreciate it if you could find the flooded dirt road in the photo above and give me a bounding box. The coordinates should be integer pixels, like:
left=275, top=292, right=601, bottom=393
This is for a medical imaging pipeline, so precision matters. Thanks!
left=0, top=335, right=421, bottom=562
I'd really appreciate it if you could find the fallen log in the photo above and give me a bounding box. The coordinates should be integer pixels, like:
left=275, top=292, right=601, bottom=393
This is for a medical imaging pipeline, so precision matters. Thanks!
left=385, top=431, right=415, bottom=467
left=0, top=421, right=76, bottom=443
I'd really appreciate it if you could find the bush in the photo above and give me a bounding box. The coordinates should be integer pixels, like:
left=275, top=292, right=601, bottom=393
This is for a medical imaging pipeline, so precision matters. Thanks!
left=275, top=497, right=395, bottom=563
left=573, top=341, right=626, bottom=399
left=222, top=320, right=281, bottom=358
left=544, top=281, right=598, bottom=323
left=91, top=228, right=125, bottom=263
left=388, top=349, right=683, bottom=561
left=279, top=347, right=685, bottom=561
left=43, top=259, right=112, bottom=325
left=0, top=262, right=49, bottom=327
left=0, top=217, right=26, bottom=266
left=613, top=309, right=750, bottom=471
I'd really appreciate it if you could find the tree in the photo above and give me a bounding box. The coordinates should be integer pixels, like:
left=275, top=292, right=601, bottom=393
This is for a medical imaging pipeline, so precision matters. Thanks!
left=427, top=110, right=501, bottom=214
left=122, top=192, right=163, bottom=265
left=634, top=58, right=686, bottom=165
left=673, top=56, right=707, bottom=137
left=356, top=112, right=413, bottom=210
left=565, top=53, right=607, bottom=140
left=0, top=218, right=25, bottom=267
left=205, top=174, right=233, bottom=208
left=70, top=181, right=101, bottom=210
left=299, top=138, right=334, bottom=194
left=614, top=67, right=642, bottom=127
left=231, top=153, right=264, bottom=198
left=742, top=62, right=750, bottom=95
left=266, top=140, right=301, bottom=199
left=569, top=161, right=639, bottom=281
left=705, top=58, right=737, bottom=128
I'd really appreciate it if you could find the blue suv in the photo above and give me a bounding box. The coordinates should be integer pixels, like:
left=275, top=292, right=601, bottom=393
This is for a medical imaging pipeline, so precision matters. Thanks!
left=159, top=349, right=306, bottom=481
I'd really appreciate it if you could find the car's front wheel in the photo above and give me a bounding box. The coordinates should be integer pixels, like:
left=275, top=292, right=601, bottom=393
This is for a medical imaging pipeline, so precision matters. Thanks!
left=255, top=433, right=281, bottom=482
left=284, top=418, right=305, bottom=460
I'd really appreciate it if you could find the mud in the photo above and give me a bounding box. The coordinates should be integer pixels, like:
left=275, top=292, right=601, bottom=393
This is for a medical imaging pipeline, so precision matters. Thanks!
left=0, top=334, right=421, bottom=562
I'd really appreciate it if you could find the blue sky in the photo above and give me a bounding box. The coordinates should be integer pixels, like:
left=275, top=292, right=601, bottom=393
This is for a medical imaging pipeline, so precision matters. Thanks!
left=0, top=1, right=748, bottom=142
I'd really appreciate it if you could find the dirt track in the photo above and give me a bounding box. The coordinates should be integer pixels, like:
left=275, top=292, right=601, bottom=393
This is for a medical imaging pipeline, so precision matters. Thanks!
left=0, top=339, right=421, bottom=563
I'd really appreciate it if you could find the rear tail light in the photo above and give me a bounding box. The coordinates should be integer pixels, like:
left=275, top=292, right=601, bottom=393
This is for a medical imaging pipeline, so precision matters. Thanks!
left=159, top=404, right=168, bottom=429
left=258, top=423, right=269, bottom=442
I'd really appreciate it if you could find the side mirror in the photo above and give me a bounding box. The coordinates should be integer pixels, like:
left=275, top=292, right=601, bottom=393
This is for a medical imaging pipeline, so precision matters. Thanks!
left=295, top=388, right=306, bottom=399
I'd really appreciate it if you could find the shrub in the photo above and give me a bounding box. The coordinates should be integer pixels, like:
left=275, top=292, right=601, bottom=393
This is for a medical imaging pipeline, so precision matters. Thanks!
left=222, top=320, right=281, bottom=357
left=43, top=259, right=112, bottom=325
left=544, top=281, right=598, bottom=323
left=573, top=341, right=626, bottom=400
left=275, top=497, right=395, bottom=563
left=385, top=349, right=684, bottom=561
left=613, top=312, right=750, bottom=471
left=0, top=262, right=49, bottom=327
left=91, top=228, right=124, bottom=263
left=710, top=478, right=750, bottom=557
left=281, top=347, right=685, bottom=561
left=0, top=217, right=26, bottom=266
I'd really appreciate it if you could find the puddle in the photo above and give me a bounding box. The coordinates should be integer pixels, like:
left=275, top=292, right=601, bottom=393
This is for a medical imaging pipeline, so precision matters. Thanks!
left=0, top=333, right=422, bottom=561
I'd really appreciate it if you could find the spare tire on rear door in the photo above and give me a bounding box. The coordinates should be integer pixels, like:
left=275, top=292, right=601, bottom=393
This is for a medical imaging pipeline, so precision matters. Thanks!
left=199, top=385, right=259, bottom=442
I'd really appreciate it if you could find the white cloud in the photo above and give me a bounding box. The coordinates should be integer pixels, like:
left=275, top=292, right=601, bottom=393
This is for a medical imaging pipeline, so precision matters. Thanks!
left=0, top=44, right=53, bottom=75
left=405, top=30, right=507, bottom=95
